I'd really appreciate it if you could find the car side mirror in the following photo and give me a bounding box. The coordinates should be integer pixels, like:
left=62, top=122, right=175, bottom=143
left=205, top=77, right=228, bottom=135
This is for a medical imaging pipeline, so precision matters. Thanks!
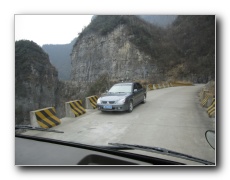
left=134, top=89, right=137, bottom=93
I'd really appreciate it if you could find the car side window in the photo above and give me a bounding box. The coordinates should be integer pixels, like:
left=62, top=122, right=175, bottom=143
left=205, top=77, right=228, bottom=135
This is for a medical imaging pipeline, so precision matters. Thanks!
left=134, top=83, right=138, bottom=91
left=136, top=83, right=142, bottom=90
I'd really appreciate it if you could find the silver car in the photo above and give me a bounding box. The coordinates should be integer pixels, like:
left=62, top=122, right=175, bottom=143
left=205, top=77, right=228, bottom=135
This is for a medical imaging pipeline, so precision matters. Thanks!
left=97, top=82, right=146, bottom=112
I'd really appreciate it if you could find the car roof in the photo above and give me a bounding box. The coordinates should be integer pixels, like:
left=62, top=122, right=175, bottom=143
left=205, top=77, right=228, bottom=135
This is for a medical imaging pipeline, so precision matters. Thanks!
left=114, top=82, right=134, bottom=86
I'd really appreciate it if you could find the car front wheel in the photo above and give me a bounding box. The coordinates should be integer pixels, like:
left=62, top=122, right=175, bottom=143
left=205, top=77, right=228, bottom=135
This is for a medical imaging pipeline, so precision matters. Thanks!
left=128, top=100, right=133, bottom=113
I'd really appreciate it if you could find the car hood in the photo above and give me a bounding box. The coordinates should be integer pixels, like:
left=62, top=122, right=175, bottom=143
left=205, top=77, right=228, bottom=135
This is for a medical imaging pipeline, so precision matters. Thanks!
left=100, top=93, right=131, bottom=101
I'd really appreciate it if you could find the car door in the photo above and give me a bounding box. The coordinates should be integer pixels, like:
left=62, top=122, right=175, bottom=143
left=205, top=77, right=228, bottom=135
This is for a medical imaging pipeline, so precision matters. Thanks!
left=133, top=83, right=142, bottom=105
left=132, top=83, right=139, bottom=105
left=136, top=83, right=144, bottom=103
left=139, top=83, right=146, bottom=102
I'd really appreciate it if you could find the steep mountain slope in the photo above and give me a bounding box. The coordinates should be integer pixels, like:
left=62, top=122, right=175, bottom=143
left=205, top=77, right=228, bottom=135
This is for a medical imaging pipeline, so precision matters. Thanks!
left=164, top=15, right=215, bottom=82
left=71, top=15, right=215, bottom=85
left=71, top=15, right=164, bottom=84
left=41, top=15, right=177, bottom=82
left=15, top=40, right=85, bottom=124
left=15, top=40, right=59, bottom=124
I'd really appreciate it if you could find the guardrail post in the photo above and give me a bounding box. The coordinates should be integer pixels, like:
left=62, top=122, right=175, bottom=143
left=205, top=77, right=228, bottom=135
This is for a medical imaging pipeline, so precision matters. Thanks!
left=65, top=100, right=86, bottom=117
left=30, top=107, right=61, bottom=128
left=86, top=95, right=98, bottom=109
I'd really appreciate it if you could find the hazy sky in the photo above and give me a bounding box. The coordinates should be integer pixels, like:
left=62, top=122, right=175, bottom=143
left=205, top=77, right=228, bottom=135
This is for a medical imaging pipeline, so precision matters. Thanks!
left=15, top=15, right=93, bottom=46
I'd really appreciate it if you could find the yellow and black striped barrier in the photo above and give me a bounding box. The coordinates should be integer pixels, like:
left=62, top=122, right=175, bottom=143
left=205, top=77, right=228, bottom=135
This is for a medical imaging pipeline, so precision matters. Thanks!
left=147, top=83, right=173, bottom=91
left=152, top=84, right=157, bottom=90
left=199, top=87, right=215, bottom=118
left=148, top=84, right=153, bottom=91
left=145, top=82, right=173, bottom=91
left=65, top=100, right=86, bottom=117
left=171, top=82, right=193, bottom=86
left=199, top=90, right=209, bottom=101
left=86, top=95, right=98, bottom=109
left=201, top=93, right=213, bottom=107
left=207, top=98, right=215, bottom=117
left=30, top=107, right=61, bottom=129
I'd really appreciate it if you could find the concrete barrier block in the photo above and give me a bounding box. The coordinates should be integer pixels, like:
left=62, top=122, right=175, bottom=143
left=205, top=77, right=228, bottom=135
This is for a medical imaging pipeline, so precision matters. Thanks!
left=148, top=84, right=153, bottom=91
left=207, top=99, right=215, bottom=118
left=65, top=100, right=86, bottom=117
left=152, top=84, right=157, bottom=90
left=86, top=95, right=98, bottom=109
left=30, top=107, right=61, bottom=129
left=201, top=93, right=213, bottom=107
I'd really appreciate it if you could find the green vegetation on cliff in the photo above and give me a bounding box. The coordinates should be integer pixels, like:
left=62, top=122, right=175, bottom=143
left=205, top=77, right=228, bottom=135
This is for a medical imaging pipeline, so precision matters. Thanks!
left=168, top=15, right=215, bottom=82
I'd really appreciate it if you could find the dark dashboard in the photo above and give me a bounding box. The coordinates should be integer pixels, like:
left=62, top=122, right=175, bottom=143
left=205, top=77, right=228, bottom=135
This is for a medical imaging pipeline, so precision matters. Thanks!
left=15, top=135, right=184, bottom=165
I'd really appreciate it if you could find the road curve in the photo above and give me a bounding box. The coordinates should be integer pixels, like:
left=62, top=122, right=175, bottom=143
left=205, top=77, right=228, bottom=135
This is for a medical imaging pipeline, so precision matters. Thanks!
left=23, top=84, right=215, bottom=164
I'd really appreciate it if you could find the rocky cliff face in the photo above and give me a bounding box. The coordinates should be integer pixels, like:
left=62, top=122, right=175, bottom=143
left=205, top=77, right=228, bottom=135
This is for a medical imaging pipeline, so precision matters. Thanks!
left=71, top=15, right=215, bottom=84
left=15, top=40, right=59, bottom=124
left=71, top=24, right=158, bottom=83
left=15, top=40, right=85, bottom=124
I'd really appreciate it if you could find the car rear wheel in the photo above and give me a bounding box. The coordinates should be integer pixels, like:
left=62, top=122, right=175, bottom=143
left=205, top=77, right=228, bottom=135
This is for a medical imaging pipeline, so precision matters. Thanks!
left=142, top=94, right=146, bottom=104
left=128, top=100, right=133, bottom=113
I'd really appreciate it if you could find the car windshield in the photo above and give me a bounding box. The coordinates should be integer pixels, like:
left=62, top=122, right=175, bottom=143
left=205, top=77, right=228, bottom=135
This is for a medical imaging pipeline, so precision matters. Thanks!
left=109, top=84, right=132, bottom=93
left=15, top=15, right=216, bottom=166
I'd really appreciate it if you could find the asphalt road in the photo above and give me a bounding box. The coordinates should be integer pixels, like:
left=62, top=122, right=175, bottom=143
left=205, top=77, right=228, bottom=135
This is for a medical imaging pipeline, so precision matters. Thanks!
left=23, top=84, right=215, bottom=164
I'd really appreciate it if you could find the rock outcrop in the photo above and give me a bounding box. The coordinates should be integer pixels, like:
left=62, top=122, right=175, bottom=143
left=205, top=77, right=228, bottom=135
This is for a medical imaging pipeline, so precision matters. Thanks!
left=70, top=16, right=159, bottom=84
left=15, top=40, right=83, bottom=124
left=70, top=15, right=215, bottom=84
left=15, top=40, right=59, bottom=124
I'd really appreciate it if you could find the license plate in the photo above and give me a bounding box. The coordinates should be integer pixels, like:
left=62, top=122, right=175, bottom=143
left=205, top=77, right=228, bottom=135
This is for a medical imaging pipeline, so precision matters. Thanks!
left=103, top=105, right=112, bottom=109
